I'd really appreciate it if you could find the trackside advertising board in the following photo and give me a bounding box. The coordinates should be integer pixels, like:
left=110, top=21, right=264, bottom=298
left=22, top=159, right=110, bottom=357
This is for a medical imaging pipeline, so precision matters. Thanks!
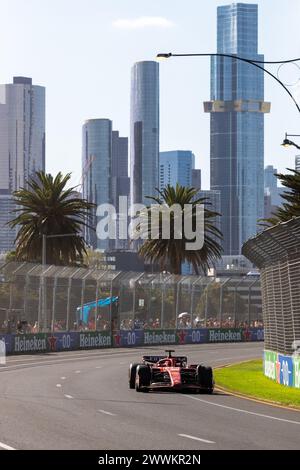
left=0, top=327, right=264, bottom=355
left=264, top=349, right=300, bottom=389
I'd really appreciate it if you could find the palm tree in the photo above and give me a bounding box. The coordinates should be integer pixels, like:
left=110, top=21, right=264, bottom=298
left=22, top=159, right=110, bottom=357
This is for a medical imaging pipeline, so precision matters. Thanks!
left=261, top=168, right=300, bottom=226
left=9, top=171, right=94, bottom=265
left=137, top=184, right=223, bottom=275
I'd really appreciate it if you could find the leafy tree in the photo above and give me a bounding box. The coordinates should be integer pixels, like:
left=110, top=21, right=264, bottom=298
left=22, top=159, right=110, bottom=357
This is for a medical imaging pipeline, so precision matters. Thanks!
left=137, top=184, right=223, bottom=275
left=261, top=168, right=300, bottom=226
left=9, top=171, right=94, bottom=265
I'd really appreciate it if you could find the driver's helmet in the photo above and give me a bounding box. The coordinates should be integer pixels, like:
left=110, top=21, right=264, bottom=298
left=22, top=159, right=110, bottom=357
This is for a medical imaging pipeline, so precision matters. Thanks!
left=159, top=358, right=172, bottom=367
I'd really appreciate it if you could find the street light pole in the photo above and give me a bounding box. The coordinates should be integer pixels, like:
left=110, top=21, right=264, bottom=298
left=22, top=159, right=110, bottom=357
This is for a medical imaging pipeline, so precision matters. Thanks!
left=156, top=52, right=300, bottom=113
left=281, top=133, right=300, bottom=150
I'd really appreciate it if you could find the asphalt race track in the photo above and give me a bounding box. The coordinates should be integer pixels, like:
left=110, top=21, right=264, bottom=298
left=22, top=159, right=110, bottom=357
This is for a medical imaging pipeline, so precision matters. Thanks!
left=0, top=342, right=299, bottom=450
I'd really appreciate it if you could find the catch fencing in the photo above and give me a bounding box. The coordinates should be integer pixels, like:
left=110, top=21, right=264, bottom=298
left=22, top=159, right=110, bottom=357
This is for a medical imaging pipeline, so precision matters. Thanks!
left=0, top=262, right=262, bottom=336
left=243, top=217, right=300, bottom=356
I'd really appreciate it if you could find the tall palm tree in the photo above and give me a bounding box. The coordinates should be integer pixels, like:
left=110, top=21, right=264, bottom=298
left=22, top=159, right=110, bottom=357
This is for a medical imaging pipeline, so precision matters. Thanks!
left=9, top=171, right=94, bottom=265
left=137, top=184, right=223, bottom=275
left=261, top=168, right=300, bottom=226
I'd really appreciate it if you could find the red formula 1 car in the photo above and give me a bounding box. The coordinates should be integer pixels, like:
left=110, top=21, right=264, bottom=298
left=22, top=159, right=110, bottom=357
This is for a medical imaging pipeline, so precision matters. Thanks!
left=129, top=350, right=214, bottom=393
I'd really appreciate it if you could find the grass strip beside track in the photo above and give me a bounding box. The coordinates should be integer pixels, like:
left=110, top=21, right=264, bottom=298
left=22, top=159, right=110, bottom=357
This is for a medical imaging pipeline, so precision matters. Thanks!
left=214, top=360, right=300, bottom=409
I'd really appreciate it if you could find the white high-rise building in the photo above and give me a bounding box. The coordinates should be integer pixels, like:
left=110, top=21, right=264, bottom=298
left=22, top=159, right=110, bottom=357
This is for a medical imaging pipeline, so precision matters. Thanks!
left=0, top=77, right=45, bottom=253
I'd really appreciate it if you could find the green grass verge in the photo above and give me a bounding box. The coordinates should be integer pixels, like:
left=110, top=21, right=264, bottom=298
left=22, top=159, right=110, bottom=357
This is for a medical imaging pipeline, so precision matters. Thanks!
left=214, top=360, right=300, bottom=409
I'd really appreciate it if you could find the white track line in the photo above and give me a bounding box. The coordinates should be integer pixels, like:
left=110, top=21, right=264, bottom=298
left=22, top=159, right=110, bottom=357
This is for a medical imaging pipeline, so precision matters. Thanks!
left=61, top=377, right=66, bottom=380
left=75, top=370, right=81, bottom=374
left=0, top=441, right=16, bottom=450
left=64, top=394, right=74, bottom=399
left=1, top=351, right=136, bottom=371
left=186, top=396, right=300, bottom=425
left=98, top=410, right=116, bottom=416
left=178, top=434, right=215, bottom=444
left=56, top=384, right=62, bottom=388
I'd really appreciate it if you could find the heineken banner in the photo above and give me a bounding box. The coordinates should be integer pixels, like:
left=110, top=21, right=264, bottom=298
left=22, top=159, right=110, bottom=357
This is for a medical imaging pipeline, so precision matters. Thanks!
left=78, top=331, right=111, bottom=349
left=176, top=329, right=208, bottom=345
left=143, top=330, right=177, bottom=345
left=208, top=328, right=244, bottom=343
left=113, top=330, right=144, bottom=348
left=263, top=350, right=300, bottom=389
left=2, top=327, right=264, bottom=356
left=48, top=332, right=79, bottom=352
left=249, top=328, right=264, bottom=342
left=0, top=334, right=12, bottom=354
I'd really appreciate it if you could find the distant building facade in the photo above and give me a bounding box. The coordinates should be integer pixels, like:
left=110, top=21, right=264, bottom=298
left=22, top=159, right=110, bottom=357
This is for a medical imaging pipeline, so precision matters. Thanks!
left=192, top=169, right=201, bottom=190
left=264, top=165, right=282, bottom=219
left=130, top=61, right=159, bottom=208
left=82, top=121, right=130, bottom=251
left=159, top=150, right=195, bottom=191
left=205, top=3, right=270, bottom=255
left=82, top=119, right=112, bottom=250
left=0, top=76, right=45, bottom=253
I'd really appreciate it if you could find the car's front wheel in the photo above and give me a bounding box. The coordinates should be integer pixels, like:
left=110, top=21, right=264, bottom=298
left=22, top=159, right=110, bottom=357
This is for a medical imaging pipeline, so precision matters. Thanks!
left=196, top=365, right=214, bottom=392
left=135, top=365, right=151, bottom=392
left=129, top=363, right=141, bottom=389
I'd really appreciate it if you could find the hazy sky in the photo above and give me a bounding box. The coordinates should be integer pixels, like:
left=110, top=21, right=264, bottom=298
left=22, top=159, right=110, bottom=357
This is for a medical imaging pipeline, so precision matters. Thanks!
left=1, top=0, right=300, bottom=189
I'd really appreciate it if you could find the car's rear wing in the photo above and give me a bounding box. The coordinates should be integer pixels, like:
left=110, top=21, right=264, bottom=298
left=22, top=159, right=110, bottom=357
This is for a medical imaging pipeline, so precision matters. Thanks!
left=143, top=355, right=187, bottom=364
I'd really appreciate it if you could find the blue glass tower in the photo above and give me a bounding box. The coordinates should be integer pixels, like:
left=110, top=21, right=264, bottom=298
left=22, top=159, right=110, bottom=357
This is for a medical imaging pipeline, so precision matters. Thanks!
left=204, top=3, right=270, bottom=255
left=159, top=150, right=195, bottom=191
left=130, top=61, right=159, bottom=208
left=82, top=119, right=112, bottom=250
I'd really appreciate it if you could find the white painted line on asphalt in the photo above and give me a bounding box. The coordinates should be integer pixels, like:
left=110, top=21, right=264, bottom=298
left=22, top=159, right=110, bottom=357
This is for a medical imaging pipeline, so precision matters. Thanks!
left=56, top=384, right=62, bottom=388
left=96, top=366, right=103, bottom=369
left=1, top=350, right=137, bottom=370
left=98, top=410, right=116, bottom=416
left=64, top=394, right=74, bottom=399
left=186, top=396, right=300, bottom=425
left=178, top=434, right=215, bottom=444
left=120, top=362, right=125, bottom=365
left=61, top=377, right=66, bottom=380
left=75, top=370, right=81, bottom=374
left=212, top=355, right=257, bottom=362
left=0, top=441, right=16, bottom=450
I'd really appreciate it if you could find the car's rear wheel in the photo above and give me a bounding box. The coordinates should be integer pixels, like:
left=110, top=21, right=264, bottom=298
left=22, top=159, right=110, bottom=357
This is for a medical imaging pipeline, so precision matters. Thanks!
left=129, top=363, right=141, bottom=389
left=135, top=365, right=151, bottom=392
left=196, top=365, right=214, bottom=392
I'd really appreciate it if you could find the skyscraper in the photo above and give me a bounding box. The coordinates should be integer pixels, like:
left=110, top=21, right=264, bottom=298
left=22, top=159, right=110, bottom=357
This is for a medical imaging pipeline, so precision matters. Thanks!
left=0, top=76, right=45, bottom=253
left=264, top=164, right=282, bottom=218
left=82, top=119, right=112, bottom=250
left=111, top=131, right=129, bottom=250
left=295, top=156, right=300, bottom=172
left=112, top=131, right=128, bottom=179
left=159, top=150, right=195, bottom=191
left=205, top=3, right=270, bottom=255
left=192, top=169, right=202, bottom=190
left=130, top=61, right=159, bottom=208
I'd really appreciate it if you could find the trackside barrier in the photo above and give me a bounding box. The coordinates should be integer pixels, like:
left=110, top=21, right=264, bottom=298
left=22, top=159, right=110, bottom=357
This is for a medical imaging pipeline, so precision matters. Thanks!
left=1, top=327, right=264, bottom=355
left=264, top=349, right=300, bottom=389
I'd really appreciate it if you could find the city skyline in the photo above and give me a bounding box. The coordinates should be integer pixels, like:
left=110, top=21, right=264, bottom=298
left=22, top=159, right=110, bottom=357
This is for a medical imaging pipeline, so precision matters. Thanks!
left=0, top=0, right=299, bottom=190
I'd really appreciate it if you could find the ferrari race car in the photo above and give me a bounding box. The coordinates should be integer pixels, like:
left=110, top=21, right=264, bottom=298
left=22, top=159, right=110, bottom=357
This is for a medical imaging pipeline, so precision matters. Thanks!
left=129, top=350, right=214, bottom=393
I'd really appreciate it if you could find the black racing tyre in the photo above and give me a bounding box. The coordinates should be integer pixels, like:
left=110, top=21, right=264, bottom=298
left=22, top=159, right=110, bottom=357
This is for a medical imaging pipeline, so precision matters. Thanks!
left=129, top=363, right=140, bottom=389
left=196, top=365, right=213, bottom=391
left=135, top=365, right=151, bottom=392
